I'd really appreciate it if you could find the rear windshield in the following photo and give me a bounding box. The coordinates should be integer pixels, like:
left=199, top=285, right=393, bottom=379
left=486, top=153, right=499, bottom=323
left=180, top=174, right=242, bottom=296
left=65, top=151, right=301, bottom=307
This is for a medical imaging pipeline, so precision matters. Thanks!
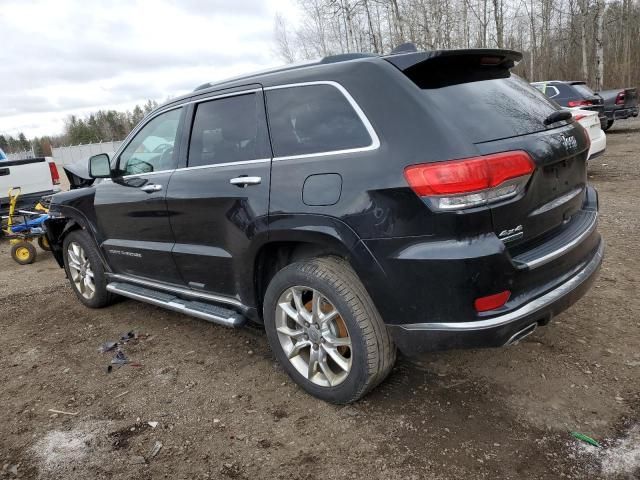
left=422, top=74, right=560, bottom=143
left=572, top=83, right=595, bottom=97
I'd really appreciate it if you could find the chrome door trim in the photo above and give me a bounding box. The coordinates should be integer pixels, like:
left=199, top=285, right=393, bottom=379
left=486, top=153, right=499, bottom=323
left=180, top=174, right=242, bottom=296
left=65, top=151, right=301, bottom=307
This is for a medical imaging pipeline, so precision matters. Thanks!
left=172, top=158, right=271, bottom=173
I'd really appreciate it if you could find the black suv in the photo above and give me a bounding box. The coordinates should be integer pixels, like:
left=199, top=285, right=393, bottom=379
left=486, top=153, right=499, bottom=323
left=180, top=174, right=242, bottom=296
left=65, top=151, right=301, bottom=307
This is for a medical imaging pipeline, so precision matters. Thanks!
left=531, top=80, right=607, bottom=128
left=46, top=49, right=603, bottom=404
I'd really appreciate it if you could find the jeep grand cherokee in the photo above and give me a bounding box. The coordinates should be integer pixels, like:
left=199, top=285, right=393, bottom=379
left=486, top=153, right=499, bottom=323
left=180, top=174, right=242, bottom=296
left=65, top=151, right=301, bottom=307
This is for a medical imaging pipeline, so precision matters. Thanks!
left=45, top=48, right=603, bottom=404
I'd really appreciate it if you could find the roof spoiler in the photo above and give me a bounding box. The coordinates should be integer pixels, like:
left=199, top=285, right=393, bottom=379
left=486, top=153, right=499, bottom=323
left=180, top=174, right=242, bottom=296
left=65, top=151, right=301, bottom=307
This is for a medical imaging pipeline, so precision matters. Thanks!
left=383, top=48, right=523, bottom=89
left=384, top=48, right=523, bottom=71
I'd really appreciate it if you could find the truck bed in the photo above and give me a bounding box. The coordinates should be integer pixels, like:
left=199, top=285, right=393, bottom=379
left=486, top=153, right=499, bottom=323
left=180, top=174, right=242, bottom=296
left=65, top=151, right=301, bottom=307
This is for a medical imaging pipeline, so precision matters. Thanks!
left=0, top=157, right=59, bottom=215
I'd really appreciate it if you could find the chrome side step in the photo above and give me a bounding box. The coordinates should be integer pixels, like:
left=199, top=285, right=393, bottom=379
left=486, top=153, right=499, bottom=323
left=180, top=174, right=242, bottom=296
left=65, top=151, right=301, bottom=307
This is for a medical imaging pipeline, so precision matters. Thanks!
left=106, top=281, right=247, bottom=328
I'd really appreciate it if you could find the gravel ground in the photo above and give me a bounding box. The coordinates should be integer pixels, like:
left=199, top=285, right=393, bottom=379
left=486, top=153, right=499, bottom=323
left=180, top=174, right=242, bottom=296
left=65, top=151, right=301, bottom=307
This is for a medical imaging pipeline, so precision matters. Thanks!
left=1, top=119, right=639, bottom=479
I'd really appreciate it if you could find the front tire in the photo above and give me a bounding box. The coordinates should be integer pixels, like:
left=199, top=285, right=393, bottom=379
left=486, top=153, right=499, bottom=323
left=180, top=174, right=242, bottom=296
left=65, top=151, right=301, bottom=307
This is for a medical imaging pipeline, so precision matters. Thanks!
left=63, top=230, right=115, bottom=308
left=263, top=257, right=396, bottom=404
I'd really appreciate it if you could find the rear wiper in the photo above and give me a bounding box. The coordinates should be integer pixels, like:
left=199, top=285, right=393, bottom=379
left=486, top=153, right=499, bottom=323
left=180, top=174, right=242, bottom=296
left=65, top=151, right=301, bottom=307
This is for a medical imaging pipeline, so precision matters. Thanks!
left=544, top=110, right=572, bottom=125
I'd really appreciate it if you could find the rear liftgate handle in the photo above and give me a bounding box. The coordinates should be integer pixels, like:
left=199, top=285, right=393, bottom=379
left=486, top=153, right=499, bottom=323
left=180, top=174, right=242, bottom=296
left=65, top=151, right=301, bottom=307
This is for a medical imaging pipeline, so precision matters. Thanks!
left=229, top=176, right=262, bottom=188
left=140, top=184, right=163, bottom=193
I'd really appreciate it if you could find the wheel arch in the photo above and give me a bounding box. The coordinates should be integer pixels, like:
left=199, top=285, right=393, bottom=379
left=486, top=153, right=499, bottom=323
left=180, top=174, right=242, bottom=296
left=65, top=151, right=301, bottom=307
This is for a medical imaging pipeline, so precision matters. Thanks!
left=252, top=215, right=387, bottom=323
left=45, top=208, right=108, bottom=270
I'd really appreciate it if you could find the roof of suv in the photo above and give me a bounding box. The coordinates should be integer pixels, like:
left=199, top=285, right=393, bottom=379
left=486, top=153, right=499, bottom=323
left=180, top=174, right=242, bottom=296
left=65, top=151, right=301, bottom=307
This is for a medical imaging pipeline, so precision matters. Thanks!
left=154, top=48, right=523, bottom=113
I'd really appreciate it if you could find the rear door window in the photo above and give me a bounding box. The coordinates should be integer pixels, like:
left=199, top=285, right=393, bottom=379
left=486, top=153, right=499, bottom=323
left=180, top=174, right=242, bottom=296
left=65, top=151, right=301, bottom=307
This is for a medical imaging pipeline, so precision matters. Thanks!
left=188, top=93, right=269, bottom=167
left=266, top=84, right=373, bottom=158
left=422, top=74, right=560, bottom=143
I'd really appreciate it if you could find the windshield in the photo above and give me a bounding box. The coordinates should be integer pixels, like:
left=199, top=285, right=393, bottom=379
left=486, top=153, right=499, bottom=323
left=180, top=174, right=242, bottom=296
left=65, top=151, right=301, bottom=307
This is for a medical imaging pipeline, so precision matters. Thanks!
left=572, top=83, right=595, bottom=97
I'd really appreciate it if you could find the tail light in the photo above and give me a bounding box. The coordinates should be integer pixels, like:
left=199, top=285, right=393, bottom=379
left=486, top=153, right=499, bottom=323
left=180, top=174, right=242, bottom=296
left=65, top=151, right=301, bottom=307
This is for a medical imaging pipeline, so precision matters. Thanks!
left=48, top=162, right=60, bottom=185
left=615, top=92, right=625, bottom=105
left=404, top=151, right=535, bottom=211
left=567, top=99, right=593, bottom=107
left=573, top=113, right=586, bottom=121
left=475, top=290, right=511, bottom=312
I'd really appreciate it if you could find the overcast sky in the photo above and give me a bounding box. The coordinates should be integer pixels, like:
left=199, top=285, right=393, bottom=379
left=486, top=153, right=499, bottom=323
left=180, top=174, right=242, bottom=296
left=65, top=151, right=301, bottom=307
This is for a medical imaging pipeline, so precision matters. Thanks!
left=0, top=0, right=300, bottom=138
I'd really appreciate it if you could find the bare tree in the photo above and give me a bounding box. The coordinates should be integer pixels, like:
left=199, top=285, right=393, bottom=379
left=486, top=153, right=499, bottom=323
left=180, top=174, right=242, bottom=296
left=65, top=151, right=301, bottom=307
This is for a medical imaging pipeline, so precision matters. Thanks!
left=274, top=13, right=297, bottom=63
left=272, top=0, right=640, bottom=90
left=493, top=0, right=505, bottom=47
left=594, top=0, right=605, bottom=90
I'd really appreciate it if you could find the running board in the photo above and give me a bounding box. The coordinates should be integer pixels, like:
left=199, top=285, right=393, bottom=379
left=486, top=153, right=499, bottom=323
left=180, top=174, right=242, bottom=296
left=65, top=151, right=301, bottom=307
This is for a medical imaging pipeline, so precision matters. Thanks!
left=106, top=281, right=247, bottom=328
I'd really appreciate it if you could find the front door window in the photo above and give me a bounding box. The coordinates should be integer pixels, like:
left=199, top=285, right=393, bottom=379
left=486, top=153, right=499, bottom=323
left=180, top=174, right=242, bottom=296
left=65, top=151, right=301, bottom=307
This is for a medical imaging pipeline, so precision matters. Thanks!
left=118, top=108, right=182, bottom=175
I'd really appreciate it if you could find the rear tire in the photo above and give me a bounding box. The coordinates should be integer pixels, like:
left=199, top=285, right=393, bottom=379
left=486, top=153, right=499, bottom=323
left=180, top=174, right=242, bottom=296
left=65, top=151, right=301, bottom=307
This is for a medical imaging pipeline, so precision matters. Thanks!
left=603, top=119, right=614, bottom=131
left=63, top=230, right=115, bottom=308
left=263, top=256, right=396, bottom=404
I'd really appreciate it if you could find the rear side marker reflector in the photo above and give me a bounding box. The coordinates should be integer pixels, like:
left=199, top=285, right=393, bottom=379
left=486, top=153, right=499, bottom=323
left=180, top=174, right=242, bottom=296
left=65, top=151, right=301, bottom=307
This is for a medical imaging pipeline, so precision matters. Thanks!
left=475, top=290, right=511, bottom=312
left=49, top=162, right=60, bottom=185
left=404, top=151, right=535, bottom=211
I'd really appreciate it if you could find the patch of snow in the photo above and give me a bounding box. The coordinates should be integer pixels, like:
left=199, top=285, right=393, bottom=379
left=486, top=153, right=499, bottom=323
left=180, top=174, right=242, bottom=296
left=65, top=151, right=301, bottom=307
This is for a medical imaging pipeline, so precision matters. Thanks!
left=30, top=422, right=108, bottom=477
left=573, top=425, right=640, bottom=478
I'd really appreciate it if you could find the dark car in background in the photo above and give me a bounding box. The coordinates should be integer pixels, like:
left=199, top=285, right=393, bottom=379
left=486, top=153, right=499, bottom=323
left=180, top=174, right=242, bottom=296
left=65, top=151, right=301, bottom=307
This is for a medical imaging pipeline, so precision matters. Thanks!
left=45, top=48, right=603, bottom=403
left=532, top=81, right=607, bottom=129
left=598, top=88, right=638, bottom=130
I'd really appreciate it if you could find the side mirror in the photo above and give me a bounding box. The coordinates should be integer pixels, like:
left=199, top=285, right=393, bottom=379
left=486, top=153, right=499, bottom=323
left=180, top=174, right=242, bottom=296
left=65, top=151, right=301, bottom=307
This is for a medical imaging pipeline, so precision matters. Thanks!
left=88, top=153, right=111, bottom=179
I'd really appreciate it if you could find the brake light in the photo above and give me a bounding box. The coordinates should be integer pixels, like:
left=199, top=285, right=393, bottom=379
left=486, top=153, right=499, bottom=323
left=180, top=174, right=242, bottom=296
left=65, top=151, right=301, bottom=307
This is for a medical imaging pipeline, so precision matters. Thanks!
left=475, top=290, right=511, bottom=312
left=48, top=162, right=60, bottom=185
left=404, top=151, right=535, bottom=210
left=480, top=56, right=502, bottom=66
left=573, top=114, right=586, bottom=121
left=567, top=100, right=592, bottom=107
left=615, top=92, right=625, bottom=105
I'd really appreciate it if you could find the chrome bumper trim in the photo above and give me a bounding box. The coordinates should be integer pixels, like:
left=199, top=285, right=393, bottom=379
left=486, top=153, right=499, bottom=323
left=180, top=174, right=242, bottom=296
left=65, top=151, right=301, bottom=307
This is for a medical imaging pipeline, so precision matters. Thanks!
left=398, top=240, right=603, bottom=332
left=522, top=212, right=598, bottom=270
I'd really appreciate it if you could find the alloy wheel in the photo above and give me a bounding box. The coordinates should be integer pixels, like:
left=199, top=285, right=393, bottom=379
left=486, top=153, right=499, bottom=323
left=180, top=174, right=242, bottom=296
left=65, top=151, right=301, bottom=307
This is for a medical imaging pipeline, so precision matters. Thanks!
left=67, top=241, right=96, bottom=299
left=275, top=286, right=352, bottom=387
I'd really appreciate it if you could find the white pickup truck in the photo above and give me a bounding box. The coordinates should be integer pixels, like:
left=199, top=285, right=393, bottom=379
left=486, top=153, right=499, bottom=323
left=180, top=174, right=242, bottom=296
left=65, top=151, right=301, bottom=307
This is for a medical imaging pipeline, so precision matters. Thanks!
left=0, top=151, right=61, bottom=215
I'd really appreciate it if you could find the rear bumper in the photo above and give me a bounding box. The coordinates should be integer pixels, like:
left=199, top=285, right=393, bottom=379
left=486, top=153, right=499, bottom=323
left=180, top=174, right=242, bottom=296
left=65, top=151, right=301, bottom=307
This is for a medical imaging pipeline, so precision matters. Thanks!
left=607, top=107, right=639, bottom=120
left=588, top=132, right=606, bottom=160
left=387, top=239, right=603, bottom=353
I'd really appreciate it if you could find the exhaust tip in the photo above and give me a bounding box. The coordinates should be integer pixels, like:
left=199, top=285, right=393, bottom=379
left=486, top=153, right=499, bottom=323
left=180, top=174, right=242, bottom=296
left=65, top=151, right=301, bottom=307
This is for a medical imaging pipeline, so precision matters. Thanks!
left=505, top=323, right=537, bottom=346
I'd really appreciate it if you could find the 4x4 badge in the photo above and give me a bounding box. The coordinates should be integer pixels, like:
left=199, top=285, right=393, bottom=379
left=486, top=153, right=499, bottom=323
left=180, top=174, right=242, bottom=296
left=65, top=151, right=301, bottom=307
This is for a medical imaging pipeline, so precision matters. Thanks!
left=498, top=224, right=524, bottom=242
left=561, top=135, right=578, bottom=151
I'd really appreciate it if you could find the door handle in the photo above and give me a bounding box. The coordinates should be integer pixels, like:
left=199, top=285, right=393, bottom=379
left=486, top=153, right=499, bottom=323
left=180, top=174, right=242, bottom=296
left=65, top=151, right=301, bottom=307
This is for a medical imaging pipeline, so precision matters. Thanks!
left=140, top=184, right=163, bottom=193
left=229, top=176, right=261, bottom=187
left=0, top=168, right=9, bottom=176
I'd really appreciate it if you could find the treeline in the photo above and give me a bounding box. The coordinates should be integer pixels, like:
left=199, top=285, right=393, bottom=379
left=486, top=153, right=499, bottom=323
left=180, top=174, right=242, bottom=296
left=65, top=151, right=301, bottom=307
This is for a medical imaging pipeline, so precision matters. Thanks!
left=0, top=100, right=158, bottom=157
left=275, top=0, right=640, bottom=90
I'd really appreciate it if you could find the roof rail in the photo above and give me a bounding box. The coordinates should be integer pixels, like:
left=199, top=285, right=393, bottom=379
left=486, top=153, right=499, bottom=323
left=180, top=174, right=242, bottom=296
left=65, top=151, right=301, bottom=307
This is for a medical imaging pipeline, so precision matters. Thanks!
left=320, top=53, right=378, bottom=64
